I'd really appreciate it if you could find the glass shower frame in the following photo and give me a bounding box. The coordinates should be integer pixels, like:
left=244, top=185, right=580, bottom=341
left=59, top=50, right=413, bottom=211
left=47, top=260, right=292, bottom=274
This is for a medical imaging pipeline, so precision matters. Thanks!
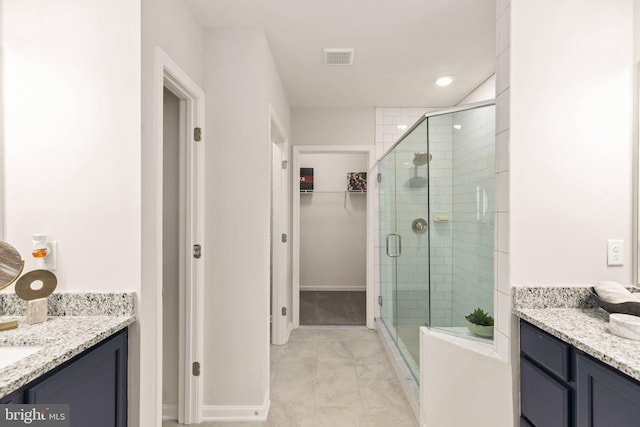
left=378, top=101, right=496, bottom=381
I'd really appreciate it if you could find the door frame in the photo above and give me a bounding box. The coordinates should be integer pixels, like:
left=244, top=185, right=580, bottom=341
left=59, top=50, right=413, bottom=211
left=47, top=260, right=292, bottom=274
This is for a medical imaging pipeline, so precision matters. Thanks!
left=153, top=47, right=205, bottom=424
left=292, top=145, right=375, bottom=329
left=269, top=106, right=291, bottom=345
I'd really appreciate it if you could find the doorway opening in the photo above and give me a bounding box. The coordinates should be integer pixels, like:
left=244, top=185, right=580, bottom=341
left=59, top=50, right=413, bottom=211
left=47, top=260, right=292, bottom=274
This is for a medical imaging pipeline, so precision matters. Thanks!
left=162, top=87, right=182, bottom=421
left=292, top=146, right=375, bottom=329
left=270, top=106, right=291, bottom=346
left=155, top=48, right=205, bottom=425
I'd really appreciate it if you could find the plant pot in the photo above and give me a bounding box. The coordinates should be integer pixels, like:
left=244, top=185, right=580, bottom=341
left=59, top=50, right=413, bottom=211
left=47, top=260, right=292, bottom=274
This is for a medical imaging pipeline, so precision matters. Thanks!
left=466, top=320, right=494, bottom=338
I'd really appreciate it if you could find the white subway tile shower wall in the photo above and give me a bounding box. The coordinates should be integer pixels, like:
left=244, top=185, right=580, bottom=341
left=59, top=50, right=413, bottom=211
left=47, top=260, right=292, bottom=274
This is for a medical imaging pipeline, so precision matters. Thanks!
left=423, top=114, right=454, bottom=327
left=450, top=107, right=495, bottom=326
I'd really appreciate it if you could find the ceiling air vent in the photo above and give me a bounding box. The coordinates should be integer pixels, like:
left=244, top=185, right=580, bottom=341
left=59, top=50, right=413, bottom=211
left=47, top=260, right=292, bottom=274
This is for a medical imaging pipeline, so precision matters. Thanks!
left=323, top=48, right=354, bottom=66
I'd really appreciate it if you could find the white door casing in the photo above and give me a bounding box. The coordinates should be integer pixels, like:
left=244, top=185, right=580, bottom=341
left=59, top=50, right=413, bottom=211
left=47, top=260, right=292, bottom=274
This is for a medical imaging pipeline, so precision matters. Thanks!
left=154, top=47, right=205, bottom=424
left=270, top=105, right=291, bottom=345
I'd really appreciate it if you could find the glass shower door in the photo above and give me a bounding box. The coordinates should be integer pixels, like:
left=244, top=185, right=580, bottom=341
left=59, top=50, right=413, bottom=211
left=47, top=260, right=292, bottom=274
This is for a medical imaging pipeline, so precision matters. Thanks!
left=379, top=151, right=397, bottom=341
left=378, top=119, right=430, bottom=381
left=393, top=121, right=430, bottom=379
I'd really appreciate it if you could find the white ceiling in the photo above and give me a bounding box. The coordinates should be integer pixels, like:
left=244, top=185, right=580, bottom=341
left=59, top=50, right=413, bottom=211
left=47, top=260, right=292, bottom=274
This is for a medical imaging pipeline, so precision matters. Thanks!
left=185, top=0, right=496, bottom=108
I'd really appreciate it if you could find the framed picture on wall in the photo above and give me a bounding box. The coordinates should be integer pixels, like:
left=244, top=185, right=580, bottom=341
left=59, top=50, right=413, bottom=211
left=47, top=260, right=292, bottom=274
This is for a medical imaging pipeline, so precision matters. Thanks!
left=347, top=172, right=367, bottom=192
left=300, top=168, right=314, bottom=192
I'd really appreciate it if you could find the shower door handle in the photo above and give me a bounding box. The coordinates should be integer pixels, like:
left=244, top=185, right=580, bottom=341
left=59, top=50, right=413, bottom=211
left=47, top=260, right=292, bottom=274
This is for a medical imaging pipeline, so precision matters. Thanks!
left=386, top=233, right=401, bottom=258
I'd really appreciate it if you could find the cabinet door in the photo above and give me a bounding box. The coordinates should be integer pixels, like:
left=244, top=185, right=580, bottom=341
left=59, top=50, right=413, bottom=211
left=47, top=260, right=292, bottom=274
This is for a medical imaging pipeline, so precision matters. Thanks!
left=576, top=352, right=640, bottom=427
left=27, top=329, right=127, bottom=427
left=521, top=357, right=570, bottom=427
left=0, top=388, right=25, bottom=404
left=520, top=417, right=534, bottom=427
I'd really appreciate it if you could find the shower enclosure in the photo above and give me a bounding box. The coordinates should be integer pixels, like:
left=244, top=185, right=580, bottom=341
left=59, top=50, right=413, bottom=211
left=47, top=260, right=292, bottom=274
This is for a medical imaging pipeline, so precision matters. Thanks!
left=378, top=102, right=495, bottom=380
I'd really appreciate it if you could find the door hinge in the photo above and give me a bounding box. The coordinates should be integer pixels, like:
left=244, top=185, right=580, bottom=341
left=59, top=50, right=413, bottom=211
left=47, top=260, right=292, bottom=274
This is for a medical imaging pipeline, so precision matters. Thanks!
left=281, top=233, right=288, bottom=243
left=377, top=173, right=382, bottom=183
left=192, top=361, right=201, bottom=376
left=378, top=295, right=383, bottom=306
left=194, top=127, right=202, bottom=142
left=193, top=244, right=202, bottom=259
left=281, top=307, right=287, bottom=316
left=281, top=160, right=288, bottom=170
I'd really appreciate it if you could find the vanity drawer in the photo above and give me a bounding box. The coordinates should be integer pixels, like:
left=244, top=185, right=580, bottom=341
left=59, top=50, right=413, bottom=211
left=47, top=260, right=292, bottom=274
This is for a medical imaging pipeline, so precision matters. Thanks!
left=521, top=357, right=571, bottom=427
left=521, top=321, right=570, bottom=380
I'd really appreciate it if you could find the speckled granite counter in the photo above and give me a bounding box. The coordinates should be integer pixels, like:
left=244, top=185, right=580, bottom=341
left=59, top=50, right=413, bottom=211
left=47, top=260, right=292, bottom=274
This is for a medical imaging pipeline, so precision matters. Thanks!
left=513, top=286, right=640, bottom=382
left=0, top=292, right=136, bottom=398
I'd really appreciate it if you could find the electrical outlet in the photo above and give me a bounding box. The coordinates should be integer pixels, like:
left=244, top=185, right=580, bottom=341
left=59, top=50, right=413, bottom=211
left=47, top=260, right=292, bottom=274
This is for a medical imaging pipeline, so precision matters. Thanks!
left=607, top=239, right=624, bottom=266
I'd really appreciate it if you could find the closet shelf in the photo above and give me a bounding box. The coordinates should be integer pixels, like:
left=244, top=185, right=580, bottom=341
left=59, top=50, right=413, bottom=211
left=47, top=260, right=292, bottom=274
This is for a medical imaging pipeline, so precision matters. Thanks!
left=299, top=190, right=367, bottom=208
left=300, top=190, right=366, bottom=194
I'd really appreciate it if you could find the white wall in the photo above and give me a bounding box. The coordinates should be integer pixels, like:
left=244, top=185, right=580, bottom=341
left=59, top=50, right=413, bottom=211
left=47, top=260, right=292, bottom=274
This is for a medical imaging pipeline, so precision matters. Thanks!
left=299, top=153, right=367, bottom=291
left=203, top=26, right=290, bottom=417
left=0, top=0, right=4, bottom=240
left=635, top=0, right=640, bottom=285
left=3, top=0, right=141, bottom=290
left=420, top=329, right=513, bottom=427
left=292, top=108, right=374, bottom=146
left=510, top=0, right=634, bottom=286
left=141, top=1, right=204, bottom=424
left=457, top=74, right=496, bottom=105
left=4, top=5, right=143, bottom=426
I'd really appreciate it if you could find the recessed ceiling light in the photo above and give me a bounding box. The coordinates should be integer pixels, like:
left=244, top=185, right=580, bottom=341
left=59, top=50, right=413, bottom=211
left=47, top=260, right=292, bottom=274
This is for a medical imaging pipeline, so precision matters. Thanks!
left=453, top=124, right=462, bottom=130
left=397, top=124, right=408, bottom=131
left=435, top=75, right=455, bottom=87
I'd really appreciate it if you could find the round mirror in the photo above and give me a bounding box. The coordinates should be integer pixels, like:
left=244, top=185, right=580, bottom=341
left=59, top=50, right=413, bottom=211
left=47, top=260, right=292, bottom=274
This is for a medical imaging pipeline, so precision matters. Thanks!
left=0, top=241, right=24, bottom=291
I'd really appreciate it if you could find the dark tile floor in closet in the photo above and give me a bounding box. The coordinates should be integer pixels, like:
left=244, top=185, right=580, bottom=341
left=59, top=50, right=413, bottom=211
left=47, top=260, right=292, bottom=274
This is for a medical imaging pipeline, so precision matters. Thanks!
left=300, top=291, right=366, bottom=326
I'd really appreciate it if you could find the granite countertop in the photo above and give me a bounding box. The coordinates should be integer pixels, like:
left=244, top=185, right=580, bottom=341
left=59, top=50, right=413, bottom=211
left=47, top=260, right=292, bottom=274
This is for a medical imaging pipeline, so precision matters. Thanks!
left=513, top=286, right=640, bottom=382
left=0, top=292, right=136, bottom=398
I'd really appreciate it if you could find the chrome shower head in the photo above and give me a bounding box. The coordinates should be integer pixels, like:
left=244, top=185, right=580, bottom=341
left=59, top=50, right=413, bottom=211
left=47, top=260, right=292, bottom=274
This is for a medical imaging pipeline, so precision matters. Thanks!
left=413, top=152, right=432, bottom=166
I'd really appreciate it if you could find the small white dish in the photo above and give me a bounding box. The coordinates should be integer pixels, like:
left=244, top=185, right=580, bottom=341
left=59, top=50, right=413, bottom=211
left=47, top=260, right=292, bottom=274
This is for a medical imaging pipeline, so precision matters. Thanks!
left=609, top=313, right=640, bottom=340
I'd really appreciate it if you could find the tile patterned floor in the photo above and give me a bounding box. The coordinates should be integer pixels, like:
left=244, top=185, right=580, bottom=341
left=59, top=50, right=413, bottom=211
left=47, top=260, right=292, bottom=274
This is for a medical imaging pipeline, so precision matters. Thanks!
left=162, top=328, right=418, bottom=427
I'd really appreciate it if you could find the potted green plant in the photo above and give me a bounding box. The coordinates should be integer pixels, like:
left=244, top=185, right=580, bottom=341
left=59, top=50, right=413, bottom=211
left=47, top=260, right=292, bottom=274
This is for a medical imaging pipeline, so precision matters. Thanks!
left=465, top=308, right=494, bottom=338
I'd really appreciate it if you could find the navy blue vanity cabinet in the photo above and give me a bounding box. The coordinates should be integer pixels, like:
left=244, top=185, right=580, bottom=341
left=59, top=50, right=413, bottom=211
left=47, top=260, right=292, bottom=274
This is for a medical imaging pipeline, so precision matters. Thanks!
left=0, top=388, right=26, bottom=404
left=520, top=321, right=573, bottom=427
left=576, top=351, right=640, bottom=427
left=520, top=320, right=640, bottom=427
left=0, top=328, right=127, bottom=427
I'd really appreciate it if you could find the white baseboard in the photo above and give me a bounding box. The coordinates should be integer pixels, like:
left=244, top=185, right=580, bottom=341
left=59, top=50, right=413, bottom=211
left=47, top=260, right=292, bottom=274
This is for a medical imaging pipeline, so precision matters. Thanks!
left=201, top=392, right=270, bottom=422
left=300, top=285, right=366, bottom=291
left=162, top=404, right=177, bottom=421
left=287, top=321, right=293, bottom=341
